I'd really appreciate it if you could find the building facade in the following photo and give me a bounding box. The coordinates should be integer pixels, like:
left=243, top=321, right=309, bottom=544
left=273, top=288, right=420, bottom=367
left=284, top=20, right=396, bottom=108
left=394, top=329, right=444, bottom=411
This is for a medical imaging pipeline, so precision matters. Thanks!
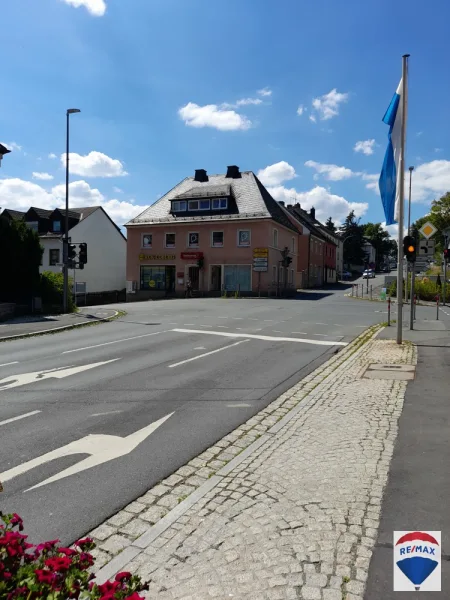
left=125, top=167, right=302, bottom=298
left=1, top=205, right=126, bottom=294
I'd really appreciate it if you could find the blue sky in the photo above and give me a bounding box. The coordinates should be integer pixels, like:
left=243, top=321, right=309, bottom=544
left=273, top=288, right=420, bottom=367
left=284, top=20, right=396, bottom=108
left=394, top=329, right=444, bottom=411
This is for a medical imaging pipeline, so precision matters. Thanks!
left=1, top=0, right=450, bottom=236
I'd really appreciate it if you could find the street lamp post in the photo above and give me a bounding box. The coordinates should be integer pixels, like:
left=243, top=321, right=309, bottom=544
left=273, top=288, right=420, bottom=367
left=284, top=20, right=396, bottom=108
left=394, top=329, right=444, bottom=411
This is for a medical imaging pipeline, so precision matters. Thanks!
left=405, top=166, right=414, bottom=303
left=63, top=108, right=81, bottom=313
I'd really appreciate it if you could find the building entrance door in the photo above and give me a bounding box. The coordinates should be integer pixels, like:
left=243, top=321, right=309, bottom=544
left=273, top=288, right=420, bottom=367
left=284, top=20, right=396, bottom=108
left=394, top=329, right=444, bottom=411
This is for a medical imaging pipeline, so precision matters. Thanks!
left=165, top=266, right=176, bottom=294
left=211, top=265, right=222, bottom=291
left=188, top=266, right=200, bottom=290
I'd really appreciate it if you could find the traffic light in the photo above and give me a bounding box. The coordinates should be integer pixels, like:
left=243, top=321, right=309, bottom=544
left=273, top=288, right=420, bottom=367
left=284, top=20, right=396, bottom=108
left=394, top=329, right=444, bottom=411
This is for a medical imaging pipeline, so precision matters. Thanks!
left=444, top=249, right=450, bottom=263
left=403, top=235, right=416, bottom=263
left=79, top=243, right=87, bottom=265
left=282, top=256, right=293, bottom=268
left=68, top=244, right=77, bottom=260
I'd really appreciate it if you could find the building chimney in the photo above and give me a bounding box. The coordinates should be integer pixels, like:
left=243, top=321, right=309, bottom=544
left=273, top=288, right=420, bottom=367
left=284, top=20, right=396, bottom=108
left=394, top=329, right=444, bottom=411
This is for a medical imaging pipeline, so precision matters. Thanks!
left=287, top=204, right=293, bottom=210
left=309, top=207, right=316, bottom=219
left=225, top=165, right=241, bottom=179
left=194, top=169, right=208, bottom=182
left=278, top=200, right=285, bottom=207
left=294, top=203, right=300, bottom=209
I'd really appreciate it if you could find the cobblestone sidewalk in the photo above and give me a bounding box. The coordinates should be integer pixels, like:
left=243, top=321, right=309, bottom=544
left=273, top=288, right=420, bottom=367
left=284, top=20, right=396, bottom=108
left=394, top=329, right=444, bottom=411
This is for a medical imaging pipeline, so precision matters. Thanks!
left=92, top=328, right=416, bottom=600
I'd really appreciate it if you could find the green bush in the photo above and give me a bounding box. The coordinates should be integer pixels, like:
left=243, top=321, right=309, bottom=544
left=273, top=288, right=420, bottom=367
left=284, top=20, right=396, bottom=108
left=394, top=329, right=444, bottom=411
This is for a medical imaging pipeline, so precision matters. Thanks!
left=40, top=271, right=75, bottom=313
left=388, top=277, right=442, bottom=302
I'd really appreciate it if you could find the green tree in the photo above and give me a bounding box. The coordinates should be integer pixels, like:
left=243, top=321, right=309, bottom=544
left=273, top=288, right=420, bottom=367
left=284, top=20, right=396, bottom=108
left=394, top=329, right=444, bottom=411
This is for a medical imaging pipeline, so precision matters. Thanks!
left=363, top=222, right=394, bottom=269
left=339, top=210, right=365, bottom=266
left=0, top=218, right=43, bottom=304
left=412, top=191, right=450, bottom=255
left=325, top=216, right=337, bottom=233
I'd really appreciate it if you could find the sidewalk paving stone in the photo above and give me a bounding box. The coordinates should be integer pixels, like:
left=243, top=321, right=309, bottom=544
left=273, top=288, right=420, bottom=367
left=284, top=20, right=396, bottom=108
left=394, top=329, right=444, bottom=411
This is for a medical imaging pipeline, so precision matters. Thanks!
left=91, top=327, right=416, bottom=599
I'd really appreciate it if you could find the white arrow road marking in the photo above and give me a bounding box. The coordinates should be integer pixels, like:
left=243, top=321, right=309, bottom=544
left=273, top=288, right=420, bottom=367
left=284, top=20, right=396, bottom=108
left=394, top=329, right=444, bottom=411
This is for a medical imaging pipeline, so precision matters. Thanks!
left=0, top=359, right=119, bottom=392
left=0, top=412, right=173, bottom=491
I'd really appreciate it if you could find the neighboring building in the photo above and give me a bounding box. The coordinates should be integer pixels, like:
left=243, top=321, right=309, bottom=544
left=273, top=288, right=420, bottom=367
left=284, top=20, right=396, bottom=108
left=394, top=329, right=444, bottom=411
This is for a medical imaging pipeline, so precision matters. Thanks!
left=0, top=206, right=126, bottom=294
left=125, top=166, right=302, bottom=298
left=362, top=238, right=376, bottom=269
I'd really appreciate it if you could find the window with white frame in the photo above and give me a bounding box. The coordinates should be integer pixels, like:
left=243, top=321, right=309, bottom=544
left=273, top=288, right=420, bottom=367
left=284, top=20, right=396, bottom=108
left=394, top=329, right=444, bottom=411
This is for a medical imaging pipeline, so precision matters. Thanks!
left=238, top=230, right=251, bottom=247
left=290, top=269, right=294, bottom=284
left=165, top=233, right=176, bottom=248
left=291, top=237, right=295, bottom=253
left=49, top=249, right=60, bottom=266
left=188, top=232, right=199, bottom=247
left=142, top=233, right=152, bottom=248
left=53, top=220, right=61, bottom=233
left=273, top=229, right=278, bottom=248
left=212, top=231, right=224, bottom=247
left=212, top=197, right=228, bottom=210
left=199, top=199, right=210, bottom=210
left=27, top=221, right=38, bottom=232
left=272, top=265, right=277, bottom=284
left=172, top=201, right=187, bottom=212
left=188, top=200, right=199, bottom=211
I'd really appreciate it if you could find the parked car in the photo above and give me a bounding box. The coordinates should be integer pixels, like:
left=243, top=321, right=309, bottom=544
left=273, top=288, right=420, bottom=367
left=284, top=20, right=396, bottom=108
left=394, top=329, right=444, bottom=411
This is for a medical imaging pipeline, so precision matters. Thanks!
left=381, top=265, right=391, bottom=273
left=342, top=270, right=352, bottom=280
left=363, top=269, right=376, bottom=279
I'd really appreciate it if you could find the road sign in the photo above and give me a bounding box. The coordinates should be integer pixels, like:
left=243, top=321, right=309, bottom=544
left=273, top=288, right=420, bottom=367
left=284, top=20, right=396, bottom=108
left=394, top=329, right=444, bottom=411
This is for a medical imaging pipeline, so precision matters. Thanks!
left=253, top=257, right=268, bottom=263
left=419, top=221, right=437, bottom=239
left=419, top=239, right=435, bottom=256
left=253, top=266, right=268, bottom=272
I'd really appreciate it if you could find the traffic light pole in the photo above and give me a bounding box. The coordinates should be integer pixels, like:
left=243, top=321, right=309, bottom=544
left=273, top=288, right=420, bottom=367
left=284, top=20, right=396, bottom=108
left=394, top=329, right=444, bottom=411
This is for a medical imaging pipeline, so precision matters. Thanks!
left=444, top=258, right=447, bottom=306
left=409, top=266, right=415, bottom=330
left=63, top=112, right=70, bottom=313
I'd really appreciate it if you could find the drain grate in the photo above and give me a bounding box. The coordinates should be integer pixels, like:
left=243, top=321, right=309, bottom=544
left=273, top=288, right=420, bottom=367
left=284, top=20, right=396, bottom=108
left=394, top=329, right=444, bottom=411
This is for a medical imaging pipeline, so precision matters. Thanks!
left=363, top=363, right=416, bottom=380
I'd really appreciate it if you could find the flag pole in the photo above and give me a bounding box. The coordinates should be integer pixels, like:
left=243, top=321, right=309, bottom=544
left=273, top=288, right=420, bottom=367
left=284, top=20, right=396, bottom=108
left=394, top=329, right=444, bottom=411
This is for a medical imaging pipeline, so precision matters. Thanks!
left=396, top=54, right=409, bottom=344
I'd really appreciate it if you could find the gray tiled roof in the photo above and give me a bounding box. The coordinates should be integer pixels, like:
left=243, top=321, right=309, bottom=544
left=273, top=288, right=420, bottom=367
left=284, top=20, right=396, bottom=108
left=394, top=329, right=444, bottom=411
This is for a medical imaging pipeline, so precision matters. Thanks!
left=127, top=171, right=299, bottom=233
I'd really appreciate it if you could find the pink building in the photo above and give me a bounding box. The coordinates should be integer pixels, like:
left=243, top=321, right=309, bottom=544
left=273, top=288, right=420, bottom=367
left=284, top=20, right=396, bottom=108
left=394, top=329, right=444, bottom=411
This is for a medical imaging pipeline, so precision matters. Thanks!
left=125, top=166, right=303, bottom=299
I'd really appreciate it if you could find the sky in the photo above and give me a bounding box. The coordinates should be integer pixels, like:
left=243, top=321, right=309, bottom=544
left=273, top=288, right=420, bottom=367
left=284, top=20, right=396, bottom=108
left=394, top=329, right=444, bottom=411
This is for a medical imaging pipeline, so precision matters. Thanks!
left=2, top=0, right=450, bottom=238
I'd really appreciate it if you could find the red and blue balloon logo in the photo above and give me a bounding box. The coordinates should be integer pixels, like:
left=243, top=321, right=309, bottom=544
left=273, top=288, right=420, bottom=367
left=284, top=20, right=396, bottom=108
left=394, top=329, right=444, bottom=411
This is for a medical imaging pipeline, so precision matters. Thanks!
left=395, top=532, right=440, bottom=590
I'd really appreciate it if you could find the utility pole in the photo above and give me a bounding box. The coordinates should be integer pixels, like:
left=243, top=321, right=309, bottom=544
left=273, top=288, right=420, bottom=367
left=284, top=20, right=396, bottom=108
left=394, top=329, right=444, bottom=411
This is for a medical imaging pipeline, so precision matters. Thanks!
left=63, top=108, right=81, bottom=313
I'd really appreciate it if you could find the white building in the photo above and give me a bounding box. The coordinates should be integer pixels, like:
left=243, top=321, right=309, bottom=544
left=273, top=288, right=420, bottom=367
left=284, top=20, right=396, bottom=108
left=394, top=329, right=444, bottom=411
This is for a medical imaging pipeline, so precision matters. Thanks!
left=1, top=206, right=126, bottom=294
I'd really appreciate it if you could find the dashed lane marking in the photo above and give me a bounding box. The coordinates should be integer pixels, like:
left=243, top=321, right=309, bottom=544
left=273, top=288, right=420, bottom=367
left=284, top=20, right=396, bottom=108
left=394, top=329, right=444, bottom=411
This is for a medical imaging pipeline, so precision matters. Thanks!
left=0, top=410, right=41, bottom=427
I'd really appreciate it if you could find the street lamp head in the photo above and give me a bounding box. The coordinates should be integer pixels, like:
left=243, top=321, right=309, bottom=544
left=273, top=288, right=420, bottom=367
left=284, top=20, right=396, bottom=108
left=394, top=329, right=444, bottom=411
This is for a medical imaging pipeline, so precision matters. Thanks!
left=409, top=166, right=414, bottom=172
left=67, top=108, right=81, bottom=115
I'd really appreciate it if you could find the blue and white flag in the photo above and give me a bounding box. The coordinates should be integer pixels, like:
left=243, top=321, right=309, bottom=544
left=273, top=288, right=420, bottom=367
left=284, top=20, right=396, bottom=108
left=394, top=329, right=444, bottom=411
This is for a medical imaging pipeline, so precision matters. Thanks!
left=379, top=79, right=406, bottom=225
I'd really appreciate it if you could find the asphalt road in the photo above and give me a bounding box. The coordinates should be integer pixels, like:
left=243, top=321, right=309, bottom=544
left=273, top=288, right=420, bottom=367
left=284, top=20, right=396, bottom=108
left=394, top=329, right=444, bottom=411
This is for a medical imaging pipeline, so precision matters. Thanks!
left=1, top=287, right=388, bottom=545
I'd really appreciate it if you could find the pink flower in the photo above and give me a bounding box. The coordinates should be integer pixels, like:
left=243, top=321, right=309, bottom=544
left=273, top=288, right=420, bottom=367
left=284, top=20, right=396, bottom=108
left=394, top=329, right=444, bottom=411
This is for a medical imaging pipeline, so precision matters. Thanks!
left=124, top=593, right=145, bottom=600
left=45, top=555, right=72, bottom=571
left=58, top=547, right=77, bottom=556
left=115, top=571, right=132, bottom=582
left=35, top=569, right=54, bottom=584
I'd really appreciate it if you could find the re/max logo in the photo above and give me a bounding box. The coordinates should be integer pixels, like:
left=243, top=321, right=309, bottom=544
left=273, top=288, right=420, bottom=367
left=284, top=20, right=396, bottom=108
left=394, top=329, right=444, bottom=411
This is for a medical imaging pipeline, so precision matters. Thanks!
left=399, top=545, right=436, bottom=555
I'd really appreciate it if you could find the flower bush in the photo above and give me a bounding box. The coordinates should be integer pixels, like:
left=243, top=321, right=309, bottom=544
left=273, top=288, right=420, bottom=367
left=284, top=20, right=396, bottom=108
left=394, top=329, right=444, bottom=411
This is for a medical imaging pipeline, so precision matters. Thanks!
left=0, top=512, right=148, bottom=599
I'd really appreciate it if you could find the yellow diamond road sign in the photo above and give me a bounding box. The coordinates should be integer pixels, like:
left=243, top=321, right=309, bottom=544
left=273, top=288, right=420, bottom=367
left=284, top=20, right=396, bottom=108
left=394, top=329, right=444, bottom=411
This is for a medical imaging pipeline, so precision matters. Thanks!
left=419, top=221, right=437, bottom=240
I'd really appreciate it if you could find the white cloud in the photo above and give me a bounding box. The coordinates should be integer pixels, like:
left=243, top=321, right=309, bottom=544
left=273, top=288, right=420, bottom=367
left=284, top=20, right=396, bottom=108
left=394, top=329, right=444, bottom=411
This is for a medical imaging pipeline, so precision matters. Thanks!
left=48, top=153, right=57, bottom=159
left=434, top=148, right=443, bottom=153
left=1, top=141, right=22, bottom=152
left=297, top=105, right=305, bottom=116
left=305, top=160, right=357, bottom=181
left=309, top=115, right=316, bottom=123
left=268, top=184, right=368, bottom=224
left=257, top=87, right=272, bottom=97
left=381, top=222, right=399, bottom=238
left=311, top=88, right=349, bottom=121
left=32, top=172, right=54, bottom=181
left=0, top=177, right=145, bottom=227
left=113, top=186, right=123, bottom=194
left=354, top=139, right=376, bottom=156
left=61, top=151, right=128, bottom=178
left=362, top=173, right=379, bottom=191
left=178, top=102, right=251, bottom=131
left=236, top=98, right=263, bottom=106
left=257, top=161, right=297, bottom=186
left=416, top=131, right=423, bottom=137
left=60, top=0, right=106, bottom=16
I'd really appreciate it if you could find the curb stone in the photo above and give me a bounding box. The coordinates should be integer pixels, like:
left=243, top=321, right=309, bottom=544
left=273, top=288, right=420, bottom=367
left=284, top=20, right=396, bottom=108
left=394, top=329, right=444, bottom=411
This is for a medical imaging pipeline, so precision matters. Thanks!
left=0, top=310, right=124, bottom=343
left=90, top=324, right=391, bottom=581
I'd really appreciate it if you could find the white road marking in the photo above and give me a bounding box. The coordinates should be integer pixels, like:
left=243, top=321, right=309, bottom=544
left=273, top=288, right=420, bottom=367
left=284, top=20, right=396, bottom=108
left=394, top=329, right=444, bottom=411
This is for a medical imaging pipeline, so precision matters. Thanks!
left=227, top=403, right=252, bottom=408
left=193, top=346, right=206, bottom=350
left=273, top=330, right=282, bottom=333
left=218, top=317, right=228, bottom=319
left=217, top=325, right=229, bottom=328
left=292, top=331, right=307, bottom=334
left=62, top=331, right=165, bottom=354
left=312, top=333, right=328, bottom=337
left=232, top=317, right=243, bottom=320
left=171, top=329, right=347, bottom=347
left=0, top=410, right=41, bottom=427
left=0, top=362, right=19, bottom=368
left=168, top=322, right=178, bottom=325
left=199, top=325, right=212, bottom=328
left=236, top=328, right=243, bottom=330
left=0, top=360, right=119, bottom=392
left=168, top=340, right=249, bottom=368
left=184, top=323, right=195, bottom=326
left=0, top=413, right=173, bottom=490
left=91, top=410, right=123, bottom=417
left=264, top=319, right=274, bottom=322
left=315, top=322, right=327, bottom=325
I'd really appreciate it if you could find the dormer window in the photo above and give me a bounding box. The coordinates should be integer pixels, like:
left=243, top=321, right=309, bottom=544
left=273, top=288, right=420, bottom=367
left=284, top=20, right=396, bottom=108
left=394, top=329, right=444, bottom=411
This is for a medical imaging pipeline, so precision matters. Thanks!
left=212, top=197, right=227, bottom=210
left=172, top=201, right=187, bottom=212
left=53, top=220, right=61, bottom=232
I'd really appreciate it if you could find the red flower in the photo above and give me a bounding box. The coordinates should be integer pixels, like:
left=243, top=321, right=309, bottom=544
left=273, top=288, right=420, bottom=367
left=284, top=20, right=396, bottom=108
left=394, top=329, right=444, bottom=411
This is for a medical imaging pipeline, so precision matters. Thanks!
left=58, top=547, right=77, bottom=556
left=75, top=537, right=94, bottom=548
left=97, top=580, right=120, bottom=595
left=9, top=514, right=24, bottom=531
left=45, top=555, right=72, bottom=571
left=36, top=539, right=59, bottom=552
left=79, top=551, right=94, bottom=569
left=115, top=571, right=132, bottom=582
left=35, top=569, right=54, bottom=584
left=3, top=571, right=12, bottom=579
left=124, top=593, right=145, bottom=600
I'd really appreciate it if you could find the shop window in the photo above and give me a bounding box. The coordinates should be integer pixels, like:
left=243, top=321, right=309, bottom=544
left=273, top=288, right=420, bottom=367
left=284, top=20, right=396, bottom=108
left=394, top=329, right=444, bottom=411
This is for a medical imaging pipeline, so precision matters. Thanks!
left=212, top=231, right=224, bottom=247
left=140, top=265, right=175, bottom=291
left=224, top=265, right=251, bottom=292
